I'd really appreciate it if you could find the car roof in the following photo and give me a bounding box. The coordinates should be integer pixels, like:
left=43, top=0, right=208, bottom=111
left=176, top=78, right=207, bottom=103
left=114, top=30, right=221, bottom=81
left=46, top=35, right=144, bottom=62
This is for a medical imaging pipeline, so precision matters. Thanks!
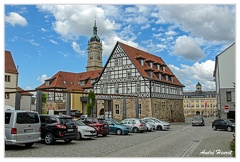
left=40, top=114, right=73, bottom=118
left=5, top=110, right=38, bottom=113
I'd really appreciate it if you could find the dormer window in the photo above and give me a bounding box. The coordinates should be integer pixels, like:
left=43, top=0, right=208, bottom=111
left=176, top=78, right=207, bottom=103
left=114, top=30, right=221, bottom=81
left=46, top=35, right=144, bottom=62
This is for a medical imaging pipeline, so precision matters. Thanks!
left=46, top=80, right=50, bottom=86
left=162, top=66, right=166, bottom=71
left=157, top=64, right=160, bottom=70
left=158, top=73, right=161, bottom=80
left=140, top=59, right=144, bottom=66
left=78, top=80, right=86, bottom=86
left=90, top=79, right=95, bottom=85
left=165, top=75, right=168, bottom=81
left=149, top=62, right=153, bottom=68
left=63, top=81, right=66, bottom=84
left=171, top=76, right=174, bottom=82
left=148, top=71, right=153, bottom=78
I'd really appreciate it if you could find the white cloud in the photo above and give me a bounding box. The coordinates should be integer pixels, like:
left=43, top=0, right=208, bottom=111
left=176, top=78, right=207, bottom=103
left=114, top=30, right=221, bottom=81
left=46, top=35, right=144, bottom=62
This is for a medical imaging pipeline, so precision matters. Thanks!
left=71, top=42, right=85, bottom=56
left=156, top=5, right=235, bottom=42
left=169, top=60, right=216, bottom=91
left=172, top=35, right=205, bottom=61
left=38, top=74, right=48, bottom=83
left=5, top=12, right=28, bottom=27
left=49, top=39, right=58, bottom=44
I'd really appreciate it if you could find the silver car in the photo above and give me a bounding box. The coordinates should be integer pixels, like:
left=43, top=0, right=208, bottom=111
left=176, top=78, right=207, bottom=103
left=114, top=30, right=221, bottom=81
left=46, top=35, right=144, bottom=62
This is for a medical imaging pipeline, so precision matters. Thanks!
left=120, top=118, right=147, bottom=133
left=5, top=110, right=41, bottom=148
left=143, top=117, right=170, bottom=130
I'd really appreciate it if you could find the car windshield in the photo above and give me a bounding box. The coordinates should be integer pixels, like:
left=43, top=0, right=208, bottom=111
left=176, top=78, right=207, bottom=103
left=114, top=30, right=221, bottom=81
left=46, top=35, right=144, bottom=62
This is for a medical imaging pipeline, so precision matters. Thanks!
left=193, top=116, right=202, bottom=121
left=111, top=119, right=120, bottom=125
left=226, top=119, right=235, bottom=124
left=98, top=119, right=107, bottom=124
left=139, top=119, right=146, bottom=124
left=152, top=118, right=162, bottom=123
left=75, top=119, right=86, bottom=126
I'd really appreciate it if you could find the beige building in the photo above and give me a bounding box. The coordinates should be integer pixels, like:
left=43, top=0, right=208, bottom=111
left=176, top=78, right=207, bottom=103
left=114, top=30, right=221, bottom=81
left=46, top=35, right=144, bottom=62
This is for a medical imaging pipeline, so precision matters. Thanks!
left=183, top=82, right=217, bottom=118
left=5, top=51, right=34, bottom=110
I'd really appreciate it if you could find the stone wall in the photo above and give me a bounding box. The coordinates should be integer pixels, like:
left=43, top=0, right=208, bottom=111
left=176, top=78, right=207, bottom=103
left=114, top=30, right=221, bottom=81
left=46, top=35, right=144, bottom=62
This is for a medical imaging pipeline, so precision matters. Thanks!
left=96, top=98, right=185, bottom=122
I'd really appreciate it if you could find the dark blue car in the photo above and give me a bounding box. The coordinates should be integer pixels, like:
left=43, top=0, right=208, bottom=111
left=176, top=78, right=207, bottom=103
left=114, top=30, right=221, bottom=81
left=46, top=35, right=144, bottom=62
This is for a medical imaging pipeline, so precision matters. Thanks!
left=104, top=118, right=130, bottom=135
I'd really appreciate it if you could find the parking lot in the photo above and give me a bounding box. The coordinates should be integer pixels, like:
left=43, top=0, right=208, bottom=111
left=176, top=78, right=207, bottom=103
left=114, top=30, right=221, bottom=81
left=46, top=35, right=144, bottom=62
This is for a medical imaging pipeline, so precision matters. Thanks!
left=5, top=117, right=234, bottom=158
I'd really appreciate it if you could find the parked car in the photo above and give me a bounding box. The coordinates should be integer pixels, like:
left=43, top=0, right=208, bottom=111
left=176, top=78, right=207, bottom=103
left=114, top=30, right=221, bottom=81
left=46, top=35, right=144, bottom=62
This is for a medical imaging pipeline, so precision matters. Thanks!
left=5, top=110, right=41, bottom=148
left=143, top=117, right=170, bottom=130
left=39, top=115, right=78, bottom=145
left=192, top=116, right=205, bottom=126
left=73, top=119, right=97, bottom=140
left=212, top=118, right=235, bottom=132
left=82, top=117, right=109, bottom=136
left=120, top=118, right=147, bottom=133
left=146, top=122, right=155, bottom=132
left=103, top=118, right=131, bottom=135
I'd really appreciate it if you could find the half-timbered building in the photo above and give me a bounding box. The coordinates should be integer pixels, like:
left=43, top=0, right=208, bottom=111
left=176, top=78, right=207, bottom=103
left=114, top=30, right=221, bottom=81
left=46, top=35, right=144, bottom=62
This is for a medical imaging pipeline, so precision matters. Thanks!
left=94, top=42, right=185, bottom=122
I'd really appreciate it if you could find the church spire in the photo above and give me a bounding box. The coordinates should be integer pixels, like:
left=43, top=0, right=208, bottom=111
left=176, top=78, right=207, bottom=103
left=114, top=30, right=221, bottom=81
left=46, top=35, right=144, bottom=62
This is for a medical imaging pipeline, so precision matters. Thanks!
left=90, top=18, right=100, bottom=42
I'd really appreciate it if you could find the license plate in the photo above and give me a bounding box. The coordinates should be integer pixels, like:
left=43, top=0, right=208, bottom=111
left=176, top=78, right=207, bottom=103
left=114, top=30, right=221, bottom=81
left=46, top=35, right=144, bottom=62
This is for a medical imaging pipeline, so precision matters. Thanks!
left=68, top=129, right=73, bottom=131
left=24, top=129, right=33, bottom=133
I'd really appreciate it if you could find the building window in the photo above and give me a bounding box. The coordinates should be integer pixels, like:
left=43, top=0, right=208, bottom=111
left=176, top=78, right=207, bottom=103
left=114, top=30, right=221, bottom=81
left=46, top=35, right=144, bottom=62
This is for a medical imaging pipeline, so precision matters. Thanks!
left=136, top=82, right=141, bottom=92
left=5, top=93, right=10, bottom=99
left=226, top=92, right=232, bottom=102
left=158, top=73, right=161, bottom=80
left=5, top=75, right=11, bottom=82
left=149, top=62, right=153, bottom=68
left=148, top=71, right=153, bottom=78
left=115, top=83, right=119, bottom=93
left=127, top=71, right=131, bottom=79
left=115, top=104, right=120, bottom=114
left=157, top=64, right=160, bottom=70
left=162, top=66, right=165, bottom=71
left=78, top=80, right=86, bottom=86
left=141, top=59, right=144, bottom=66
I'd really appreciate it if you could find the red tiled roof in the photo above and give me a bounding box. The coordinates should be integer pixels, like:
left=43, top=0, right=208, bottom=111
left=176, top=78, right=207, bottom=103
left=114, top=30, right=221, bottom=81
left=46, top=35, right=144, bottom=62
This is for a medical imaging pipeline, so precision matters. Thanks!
left=118, top=42, right=184, bottom=87
left=18, top=87, right=33, bottom=96
left=5, top=51, right=18, bottom=74
left=36, top=70, right=102, bottom=91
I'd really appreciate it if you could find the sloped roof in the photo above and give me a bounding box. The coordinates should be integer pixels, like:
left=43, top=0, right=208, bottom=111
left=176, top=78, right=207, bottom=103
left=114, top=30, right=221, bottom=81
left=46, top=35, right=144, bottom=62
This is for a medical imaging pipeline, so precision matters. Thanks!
left=117, top=42, right=184, bottom=87
left=5, top=51, right=18, bottom=74
left=36, top=70, right=102, bottom=91
left=18, top=87, right=33, bottom=96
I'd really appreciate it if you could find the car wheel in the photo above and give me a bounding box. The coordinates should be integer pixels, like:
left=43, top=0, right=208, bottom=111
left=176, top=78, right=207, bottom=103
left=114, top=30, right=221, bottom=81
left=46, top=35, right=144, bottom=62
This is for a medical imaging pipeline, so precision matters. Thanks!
left=116, top=129, right=122, bottom=135
left=132, top=127, right=139, bottom=133
left=25, top=143, right=34, bottom=148
left=64, top=139, right=72, bottom=143
left=44, top=132, right=55, bottom=145
left=227, top=126, right=232, bottom=132
left=212, top=126, right=217, bottom=131
left=76, top=132, right=82, bottom=140
left=157, top=125, right=162, bottom=130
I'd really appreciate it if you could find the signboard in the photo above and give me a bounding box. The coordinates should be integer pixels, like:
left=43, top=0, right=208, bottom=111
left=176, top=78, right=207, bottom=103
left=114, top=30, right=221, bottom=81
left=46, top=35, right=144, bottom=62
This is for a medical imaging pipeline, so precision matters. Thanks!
left=224, top=105, right=229, bottom=113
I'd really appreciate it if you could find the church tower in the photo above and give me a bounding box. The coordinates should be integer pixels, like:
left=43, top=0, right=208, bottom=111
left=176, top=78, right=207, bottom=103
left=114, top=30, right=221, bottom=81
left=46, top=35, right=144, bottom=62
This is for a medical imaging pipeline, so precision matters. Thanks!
left=86, top=19, right=103, bottom=72
left=196, top=81, right=202, bottom=92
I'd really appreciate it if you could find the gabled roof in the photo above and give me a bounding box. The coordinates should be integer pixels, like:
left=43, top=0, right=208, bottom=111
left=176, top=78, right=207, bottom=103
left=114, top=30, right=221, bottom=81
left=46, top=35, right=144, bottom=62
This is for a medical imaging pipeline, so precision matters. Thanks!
left=5, top=51, right=18, bottom=74
left=36, top=70, right=102, bottom=91
left=117, top=42, right=184, bottom=87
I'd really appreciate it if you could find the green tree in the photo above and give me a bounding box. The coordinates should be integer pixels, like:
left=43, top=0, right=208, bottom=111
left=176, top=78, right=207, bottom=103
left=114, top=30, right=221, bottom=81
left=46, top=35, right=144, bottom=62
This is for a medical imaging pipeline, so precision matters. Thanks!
left=42, top=93, right=47, bottom=114
left=86, top=91, right=96, bottom=117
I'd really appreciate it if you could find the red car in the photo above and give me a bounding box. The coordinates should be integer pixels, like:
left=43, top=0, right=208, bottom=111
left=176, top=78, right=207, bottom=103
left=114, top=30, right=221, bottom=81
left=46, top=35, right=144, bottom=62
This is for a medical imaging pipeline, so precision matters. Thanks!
left=82, top=117, right=109, bottom=136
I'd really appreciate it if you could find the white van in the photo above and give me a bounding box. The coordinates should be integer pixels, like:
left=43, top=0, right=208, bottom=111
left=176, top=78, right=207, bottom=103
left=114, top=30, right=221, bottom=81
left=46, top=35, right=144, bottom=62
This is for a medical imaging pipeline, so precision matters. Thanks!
left=5, top=110, right=41, bottom=148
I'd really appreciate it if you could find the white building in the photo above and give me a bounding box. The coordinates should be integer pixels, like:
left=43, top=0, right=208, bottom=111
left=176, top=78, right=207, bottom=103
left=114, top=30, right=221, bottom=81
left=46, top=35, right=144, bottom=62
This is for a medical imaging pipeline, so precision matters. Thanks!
left=213, top=42, right=235, bottom=119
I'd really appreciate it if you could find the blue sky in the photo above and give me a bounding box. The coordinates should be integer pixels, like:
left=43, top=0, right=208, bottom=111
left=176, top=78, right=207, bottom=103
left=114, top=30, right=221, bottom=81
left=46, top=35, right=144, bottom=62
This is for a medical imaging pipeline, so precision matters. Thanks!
left=3, top=1, right=237, bottom=92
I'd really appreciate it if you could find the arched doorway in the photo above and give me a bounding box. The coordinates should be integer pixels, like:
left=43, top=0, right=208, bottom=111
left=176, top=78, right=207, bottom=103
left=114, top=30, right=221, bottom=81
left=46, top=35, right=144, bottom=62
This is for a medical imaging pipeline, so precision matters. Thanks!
left=99, top=108, right=104, bottom=116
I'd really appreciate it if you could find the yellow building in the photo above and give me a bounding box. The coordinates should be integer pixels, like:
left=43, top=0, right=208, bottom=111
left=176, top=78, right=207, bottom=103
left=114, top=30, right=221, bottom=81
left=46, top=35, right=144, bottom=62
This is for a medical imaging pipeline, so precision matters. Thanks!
left=183, top=82, right=217, bottom=118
